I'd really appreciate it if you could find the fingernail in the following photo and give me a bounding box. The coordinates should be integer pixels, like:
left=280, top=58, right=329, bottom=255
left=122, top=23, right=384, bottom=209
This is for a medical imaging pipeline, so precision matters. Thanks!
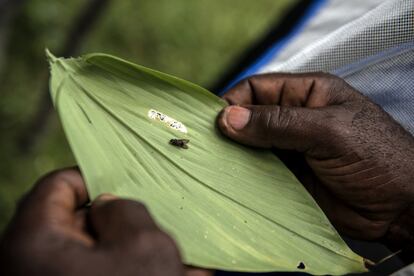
left=94, top=193, right=117, bottom=205
left=226, top=106, right=251, bottom=130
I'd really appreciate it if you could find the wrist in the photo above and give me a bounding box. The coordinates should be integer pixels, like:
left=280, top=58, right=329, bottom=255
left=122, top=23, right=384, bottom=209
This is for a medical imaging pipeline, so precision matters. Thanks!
left=384, top=203, right=414, bottom=264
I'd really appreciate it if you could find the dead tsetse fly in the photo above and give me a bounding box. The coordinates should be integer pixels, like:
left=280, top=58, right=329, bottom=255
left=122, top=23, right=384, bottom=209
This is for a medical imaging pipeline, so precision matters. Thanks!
left=169, top=139, right=189, bottom=149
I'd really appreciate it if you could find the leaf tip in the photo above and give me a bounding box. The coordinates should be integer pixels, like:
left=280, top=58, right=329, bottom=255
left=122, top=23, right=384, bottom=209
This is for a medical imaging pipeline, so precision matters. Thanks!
left=45, top=48, right=57, bottom=63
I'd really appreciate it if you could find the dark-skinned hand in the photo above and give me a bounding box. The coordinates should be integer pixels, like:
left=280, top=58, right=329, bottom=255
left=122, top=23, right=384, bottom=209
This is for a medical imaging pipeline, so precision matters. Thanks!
left=0, top=168, right=211, bottom=276
left=217, top=73, right=414, bottom=259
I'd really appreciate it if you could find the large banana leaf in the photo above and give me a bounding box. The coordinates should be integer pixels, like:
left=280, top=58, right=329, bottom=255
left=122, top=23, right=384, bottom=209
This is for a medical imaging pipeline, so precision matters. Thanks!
left=48, top=51, right=367, bottom=274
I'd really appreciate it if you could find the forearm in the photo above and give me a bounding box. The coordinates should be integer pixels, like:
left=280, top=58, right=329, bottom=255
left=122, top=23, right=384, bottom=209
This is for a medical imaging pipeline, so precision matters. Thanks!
left=385, top=203, right=414, bottom=264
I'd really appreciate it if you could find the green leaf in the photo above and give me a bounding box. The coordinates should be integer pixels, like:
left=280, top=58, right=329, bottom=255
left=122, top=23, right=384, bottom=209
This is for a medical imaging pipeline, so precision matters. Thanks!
left=47, top=50, right=367, bottom=274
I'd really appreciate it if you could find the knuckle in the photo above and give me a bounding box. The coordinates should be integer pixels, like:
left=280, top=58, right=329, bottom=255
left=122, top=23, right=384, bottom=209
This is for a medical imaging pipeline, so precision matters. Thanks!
left=269, top=106, right=302, bottom=134
left=328, top=79, right=347, bottom=95
left=251, top=108, right=279, bottom=143
left=240, top=77, right=254, bottom=92
left=45, top=174, right=69, bottom=191
left=246, top=74, right=261, bottom=85
left=311, top=73, right=357, bottom=103
left=34, top=169, right=77, bottom=196
left=236, top=78, right=249, bottom=89
left=40, top=169, right=73, bottom=185
left=267, top=107, right=291, bottom=135
left=313, top=72, right=345, bottom=86
left=16, top=170, right=73, bottom=212
left=239, top=74, right=262, bottom=92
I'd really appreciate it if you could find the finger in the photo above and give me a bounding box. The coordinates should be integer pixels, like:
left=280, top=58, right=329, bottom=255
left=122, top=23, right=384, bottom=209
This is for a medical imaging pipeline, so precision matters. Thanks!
left=16, top=168, right=89, bottom=229
left=218, top=104, right=334, bottom=153
left=222, top=73, right=355, bottom=107
left=89, top=198, right=159, bottom=244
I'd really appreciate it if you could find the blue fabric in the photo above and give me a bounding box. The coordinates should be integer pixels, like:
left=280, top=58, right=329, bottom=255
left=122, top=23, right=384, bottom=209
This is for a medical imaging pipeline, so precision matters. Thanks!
left=332, top=40, right=414, bottom=77
left=333, top=41, right=414, bottom=135
left=220, top=0, right=327, bottom=94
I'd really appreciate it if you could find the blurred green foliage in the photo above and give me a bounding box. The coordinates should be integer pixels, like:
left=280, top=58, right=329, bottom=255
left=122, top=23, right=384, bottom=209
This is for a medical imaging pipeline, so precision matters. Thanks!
left=0, top=0, right=294, bottom=231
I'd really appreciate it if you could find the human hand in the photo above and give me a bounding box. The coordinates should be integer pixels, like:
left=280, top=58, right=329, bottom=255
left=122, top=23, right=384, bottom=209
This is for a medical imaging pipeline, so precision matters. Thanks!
left=217, top=73, right=414, bottom=248
left=0, top=168, right=184, bottom=276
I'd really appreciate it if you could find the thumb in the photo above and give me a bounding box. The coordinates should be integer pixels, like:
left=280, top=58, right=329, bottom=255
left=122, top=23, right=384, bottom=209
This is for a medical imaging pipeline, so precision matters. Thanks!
left=89, top=195, right=158, bottom=245
left=218, top=105, right=332, bottom=153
